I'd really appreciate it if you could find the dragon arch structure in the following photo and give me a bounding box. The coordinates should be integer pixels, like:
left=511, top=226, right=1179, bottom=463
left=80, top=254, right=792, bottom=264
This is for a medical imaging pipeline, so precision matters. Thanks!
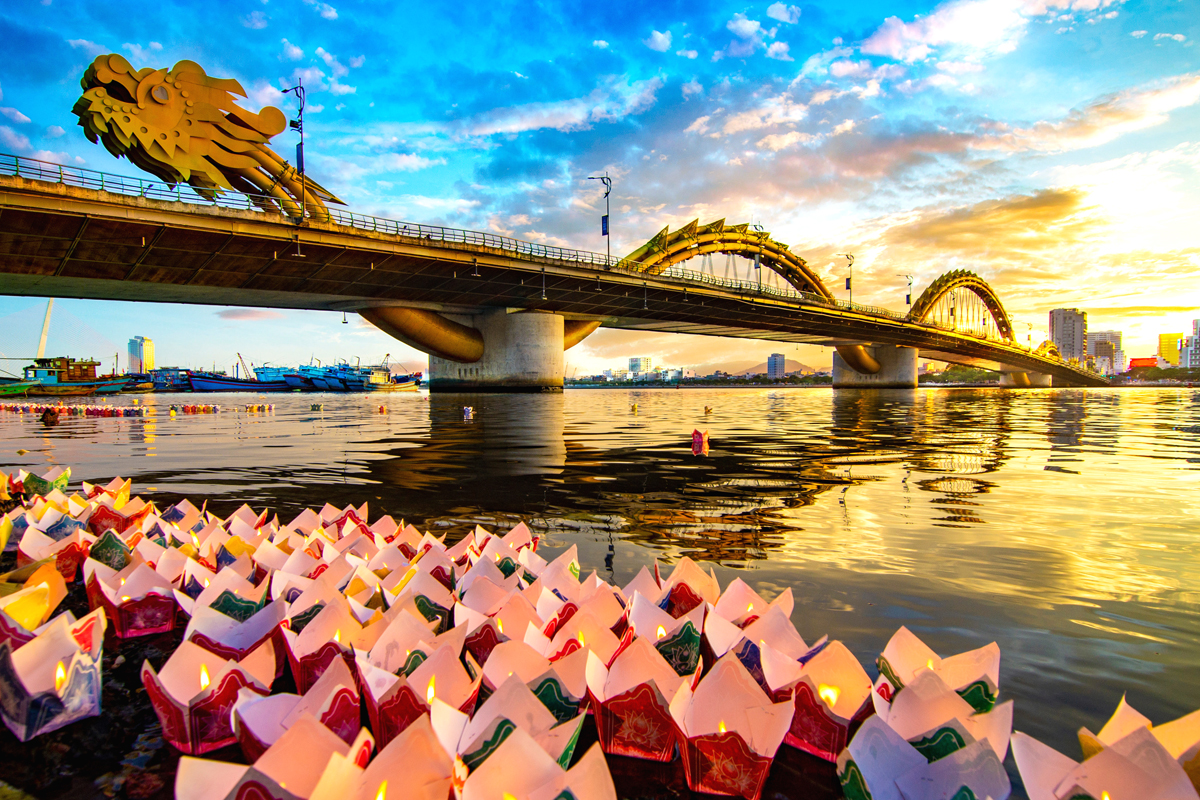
left=622, top=219, right=834, bottom=299
left=72, top=54, right=342, bottom=219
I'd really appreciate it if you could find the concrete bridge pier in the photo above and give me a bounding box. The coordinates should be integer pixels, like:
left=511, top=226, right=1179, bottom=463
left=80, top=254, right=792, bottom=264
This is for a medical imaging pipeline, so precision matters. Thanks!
left=833, top=345, right=918, bottom=389
left=999, top=371, right=1053, bottom=388
left=428, top=310, right=565, bottom=392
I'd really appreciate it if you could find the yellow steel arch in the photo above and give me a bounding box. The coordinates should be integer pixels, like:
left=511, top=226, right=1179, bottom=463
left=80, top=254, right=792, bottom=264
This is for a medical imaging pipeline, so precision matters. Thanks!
left=623, top=219, right=833, bottom=299
left=907, top=269, right=1016, bottom=343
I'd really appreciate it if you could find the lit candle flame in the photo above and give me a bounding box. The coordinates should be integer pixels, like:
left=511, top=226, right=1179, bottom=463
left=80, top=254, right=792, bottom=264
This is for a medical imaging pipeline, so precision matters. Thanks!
left=426, top=676, right=436, bottom=703
left=333, top=629, right=341, bottom=644
left=1101, top=794, right=1110, bottom=800
left=375, top=781, right=387, bottom=800
left=121, top=596, right=131, bottom=603
left=54, top=661, right=67, bottom=693
left=577, top=632, right=585, bottom=647
left=718, top=721, right=727, bottom=734
left=497, top=617, right=503, bottom=634
left=503, top=794, right=518, bottom=800
left=746, top=602, right=754, bottom=612
left=818, top=683, right=840, bottom=708
left=926, top=659, right=934, bottom=670
left=191, top=533, right=199, bottom=548
left=199, top=664, right=210, bottom=691
left=656, top=625, right=666, bottom=640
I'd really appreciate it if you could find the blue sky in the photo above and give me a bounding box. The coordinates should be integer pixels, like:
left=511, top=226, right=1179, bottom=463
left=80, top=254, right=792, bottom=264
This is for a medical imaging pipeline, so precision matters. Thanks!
left=0, top=0, right=1197, bottom=374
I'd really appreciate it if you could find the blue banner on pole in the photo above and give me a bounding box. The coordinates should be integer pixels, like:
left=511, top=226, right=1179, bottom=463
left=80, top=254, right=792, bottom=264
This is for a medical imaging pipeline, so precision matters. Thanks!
left=845, top=277, right=851, bottom=290
left=601, top=215, right=609, bottom=236
left=296, top=142, right=304, bottom=174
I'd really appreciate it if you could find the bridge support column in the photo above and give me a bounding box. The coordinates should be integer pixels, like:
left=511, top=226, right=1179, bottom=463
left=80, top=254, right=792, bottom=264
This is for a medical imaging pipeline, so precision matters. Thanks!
left=999, top=371, right=1053, bottom=388
left=833, top=345, right=918, bottom=389
left=429, top=310, right=564, bottom=393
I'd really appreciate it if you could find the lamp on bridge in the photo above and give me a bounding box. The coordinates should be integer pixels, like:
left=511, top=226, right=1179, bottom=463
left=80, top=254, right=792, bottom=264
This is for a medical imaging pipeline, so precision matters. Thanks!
left=587, top=173, right=613, bottom=262
left=837, top=254, right=854, bottom=305
left=897, top=274, right=913, bottom=307
left=282, top=78, right=307, bottom=230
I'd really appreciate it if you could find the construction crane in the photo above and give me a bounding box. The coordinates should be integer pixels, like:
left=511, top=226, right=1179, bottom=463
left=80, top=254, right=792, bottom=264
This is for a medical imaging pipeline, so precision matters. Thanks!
left=237, top=352, right=256, bottom=381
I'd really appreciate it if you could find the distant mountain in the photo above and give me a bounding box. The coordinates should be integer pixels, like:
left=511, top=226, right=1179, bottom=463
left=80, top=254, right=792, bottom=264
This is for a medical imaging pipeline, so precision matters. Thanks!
left=701, top=358, right=815, bottom=376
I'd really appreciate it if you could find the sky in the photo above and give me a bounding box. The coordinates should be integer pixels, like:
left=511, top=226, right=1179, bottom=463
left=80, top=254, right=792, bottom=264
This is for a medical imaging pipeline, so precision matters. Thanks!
left=0, top=0, right=1197, bottom=375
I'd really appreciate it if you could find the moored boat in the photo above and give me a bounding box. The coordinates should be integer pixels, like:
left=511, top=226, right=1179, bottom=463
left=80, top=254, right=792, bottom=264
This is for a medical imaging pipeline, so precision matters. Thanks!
left=22, top=357, right=124, bottom=397
left=188, top=372, right=290, bottom=392
left=0, top=380, right=41, bottom=397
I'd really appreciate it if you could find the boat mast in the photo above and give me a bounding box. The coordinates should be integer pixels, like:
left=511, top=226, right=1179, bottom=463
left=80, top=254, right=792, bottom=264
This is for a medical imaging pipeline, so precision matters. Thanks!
left=237, top=352, right=257, bottom=381
left=36, top=299, right=54, bottom=358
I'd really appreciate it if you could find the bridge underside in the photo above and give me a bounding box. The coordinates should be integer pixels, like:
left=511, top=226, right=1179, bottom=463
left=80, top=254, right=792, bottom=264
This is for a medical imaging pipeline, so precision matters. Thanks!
left=0, top=175, right=1106, bottom=388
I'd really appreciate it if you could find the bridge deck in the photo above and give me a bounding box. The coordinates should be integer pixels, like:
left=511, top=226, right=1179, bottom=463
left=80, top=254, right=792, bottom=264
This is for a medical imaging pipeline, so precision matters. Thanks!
left=0, top=160, right=1106, bottom=386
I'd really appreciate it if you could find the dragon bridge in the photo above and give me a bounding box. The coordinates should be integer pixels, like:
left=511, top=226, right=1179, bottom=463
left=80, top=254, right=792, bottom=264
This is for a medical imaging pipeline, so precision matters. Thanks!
left=623, top=219, right=833, bottom=299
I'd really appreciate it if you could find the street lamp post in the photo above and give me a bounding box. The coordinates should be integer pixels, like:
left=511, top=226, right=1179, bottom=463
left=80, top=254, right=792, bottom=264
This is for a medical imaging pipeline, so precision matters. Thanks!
left=587, top=173, right=613, bottom=263
left=282, top=79, right=307, bottom=223
left=897, top=274, right=913, bottom=308
left=837, top=253, right=854, bottom=305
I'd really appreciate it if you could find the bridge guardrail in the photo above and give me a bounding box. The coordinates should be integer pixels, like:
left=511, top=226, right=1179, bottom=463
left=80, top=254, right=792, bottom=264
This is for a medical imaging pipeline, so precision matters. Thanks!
left=0, top=151, right=1099, bottom=379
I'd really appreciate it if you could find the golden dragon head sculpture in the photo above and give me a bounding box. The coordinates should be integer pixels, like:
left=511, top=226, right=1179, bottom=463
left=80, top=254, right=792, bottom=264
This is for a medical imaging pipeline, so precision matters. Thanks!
left=72, top=53, right=342, bottom=218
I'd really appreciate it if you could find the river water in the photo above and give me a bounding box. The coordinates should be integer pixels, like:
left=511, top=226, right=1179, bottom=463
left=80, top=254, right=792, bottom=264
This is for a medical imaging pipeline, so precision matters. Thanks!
left=3, top=386, right=1198, bottom=798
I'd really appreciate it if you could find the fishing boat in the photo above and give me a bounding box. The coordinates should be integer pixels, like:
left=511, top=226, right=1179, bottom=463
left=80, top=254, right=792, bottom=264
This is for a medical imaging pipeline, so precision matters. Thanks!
left=22, top=357, right=126, bottom=396
left=187, top=372, right=290, bottom=392
left=0, top=380, right=40, bottom=397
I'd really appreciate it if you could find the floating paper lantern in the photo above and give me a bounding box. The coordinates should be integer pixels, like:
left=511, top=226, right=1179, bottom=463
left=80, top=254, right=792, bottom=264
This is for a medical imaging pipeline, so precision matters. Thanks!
left=142, top=638, right=275, bottom=754
left=84, top=558, right=177, bottom=638
left=0, top=608, right=106, bottom=741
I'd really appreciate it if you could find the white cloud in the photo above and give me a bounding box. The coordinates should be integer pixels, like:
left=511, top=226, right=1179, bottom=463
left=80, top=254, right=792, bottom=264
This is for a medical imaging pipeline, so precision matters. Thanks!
left=246, top=82, right=285, bottom=111
left=45, top=125, right=65, bottom=138
left=461, top=77, right=663, bottom=136
left=684, top=115, right=710, bottom=134
left=832, top=119, right=857, bottom=135
left=1131, top=30, right=1147, bottom=37
left=719, top=93, right=808, bottom=135
left=349, top=55, right=365, bottom=68
left=281, top=39, right=304, bottom=60
left=757, top=130, right=814, bottom=150
left=303, top=0, right=338, bottom=19
left=861, top=0, right=1029, bottom=62
left=241, top=10, right=268, bottom=29
left=766, top=3, right=801, bottom=24
left=682, top=79, right=703, bottom=98
left=727, top=13, right=763, bottom=39
left=0, top=108, right=31, bottom=124
left=122, top=41, right=163, bottom=63
left=766, top=42, right=794, bottom=61
left=330, top=80, right=356, bottom=96
left=1154, top=33, right=1186, bottom=42
left=593, top=40, right=609, bottom=49
left=830, top=59, right=873, bottom=78
left=936, top=59, right=985, bottom=74
left=0, top=126, right=30, bottom=151
left=798, top=46, right=854, bottom=77
left=316, top=47, right=349, bottom=77
left=676, top=49, right=699, bottom=59
left=644, top=30, right=672, bottom=51
left=380, top=153, right=445, bottom=171
left=68, top=39, right=108, bottom=57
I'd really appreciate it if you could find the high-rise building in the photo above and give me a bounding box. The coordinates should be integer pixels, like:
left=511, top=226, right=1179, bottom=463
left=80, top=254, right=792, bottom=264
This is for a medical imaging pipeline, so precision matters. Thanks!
left=1049, top=309, right=1087, bottom=362
left=629, top=357, right=652, bottom=373
left=1179, top=320, right=1200, bottom=370
left=1092, top=340, right=1116, bottom=375
left=1087, top=330, right=1125, bottom=371
left=1158, top=333, right=1183, bottom=367
left=767, top=353, right=786, bottom=379
left=127, top=336, right=155, bottom=373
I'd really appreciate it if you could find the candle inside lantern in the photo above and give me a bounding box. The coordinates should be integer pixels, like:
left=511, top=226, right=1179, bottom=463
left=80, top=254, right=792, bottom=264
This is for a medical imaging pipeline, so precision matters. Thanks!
left=656, top=625, right=666, bottom=640
left=54, top=660, right=67, bottom=693
left=426, top=675, right=436, bottom=703
left=819, top=683, right=840, bottom=707
left=199, top=663, right=210, bottom=691
left=718, top=721, right=727, bottom=734
left=576, top=632, right=585, bottom=647
left=375, top=780, right=387, bottom=800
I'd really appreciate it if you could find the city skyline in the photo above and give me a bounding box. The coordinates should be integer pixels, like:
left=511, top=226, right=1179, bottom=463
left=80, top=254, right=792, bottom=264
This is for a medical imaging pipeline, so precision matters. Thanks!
left=0, top=0, right=1196, bottom=371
